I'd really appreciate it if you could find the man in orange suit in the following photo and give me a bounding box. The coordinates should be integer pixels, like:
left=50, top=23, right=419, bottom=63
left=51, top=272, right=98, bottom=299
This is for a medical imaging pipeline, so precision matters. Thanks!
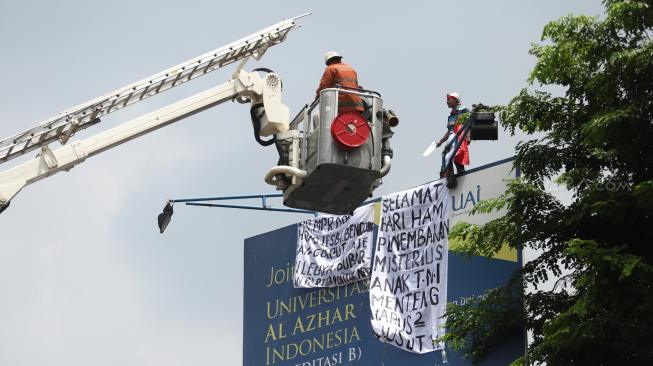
left=316, top=51, right=364, bottom=114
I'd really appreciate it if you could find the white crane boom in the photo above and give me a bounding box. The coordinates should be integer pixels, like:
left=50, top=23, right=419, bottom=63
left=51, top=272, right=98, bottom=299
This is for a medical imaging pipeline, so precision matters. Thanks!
left=0, top=69, right=289, bottom=209
left=0, top=13, right=307, bottom=165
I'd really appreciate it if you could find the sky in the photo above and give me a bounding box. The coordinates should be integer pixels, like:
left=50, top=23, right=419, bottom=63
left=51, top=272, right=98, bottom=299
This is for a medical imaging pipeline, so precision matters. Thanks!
left=0, top=1, right=604, bottom=365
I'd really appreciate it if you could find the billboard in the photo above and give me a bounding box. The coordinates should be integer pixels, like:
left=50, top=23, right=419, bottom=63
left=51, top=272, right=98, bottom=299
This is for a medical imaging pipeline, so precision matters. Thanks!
left=243, top=157, right=523, bottom=365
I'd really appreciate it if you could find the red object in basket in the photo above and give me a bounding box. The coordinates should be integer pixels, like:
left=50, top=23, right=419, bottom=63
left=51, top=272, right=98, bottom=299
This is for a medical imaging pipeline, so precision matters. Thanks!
left=330, top=112, right=370, bottom=150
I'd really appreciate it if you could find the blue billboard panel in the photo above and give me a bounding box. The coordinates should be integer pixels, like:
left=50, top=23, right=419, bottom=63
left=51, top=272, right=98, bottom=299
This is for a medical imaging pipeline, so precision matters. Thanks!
left=244, top=158, right=523, bottom=365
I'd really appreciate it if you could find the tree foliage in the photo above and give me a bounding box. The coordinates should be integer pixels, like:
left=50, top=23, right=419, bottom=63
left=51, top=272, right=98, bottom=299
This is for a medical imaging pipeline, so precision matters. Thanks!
left=443, top=1, right=653, bottom=364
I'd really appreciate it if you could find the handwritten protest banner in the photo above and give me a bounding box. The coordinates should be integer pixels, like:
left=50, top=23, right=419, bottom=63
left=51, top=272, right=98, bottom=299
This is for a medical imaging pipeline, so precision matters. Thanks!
left=294, top=205, right=375, bottom=288
left=370, top=180, right=450, bottom=353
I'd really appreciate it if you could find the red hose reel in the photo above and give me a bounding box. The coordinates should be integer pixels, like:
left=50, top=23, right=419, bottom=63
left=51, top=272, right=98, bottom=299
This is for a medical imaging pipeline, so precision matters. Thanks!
left=330, top=112, right=370, bottom=150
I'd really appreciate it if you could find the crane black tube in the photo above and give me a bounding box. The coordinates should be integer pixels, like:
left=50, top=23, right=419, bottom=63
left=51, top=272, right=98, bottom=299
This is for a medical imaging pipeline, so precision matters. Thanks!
left=250, top=103, right=277, bottom=147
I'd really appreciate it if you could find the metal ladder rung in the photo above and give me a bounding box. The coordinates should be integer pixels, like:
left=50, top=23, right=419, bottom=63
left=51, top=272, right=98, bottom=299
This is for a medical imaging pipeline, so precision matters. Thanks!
left=0, top=146, right=11, bottom=161
left=185, top=64, right=201, bottom=82
left=138, top=84, right=151, bottom=101
left=121, top=91, right=135, bottom=108
left=170, top=68, right=186, bottom=88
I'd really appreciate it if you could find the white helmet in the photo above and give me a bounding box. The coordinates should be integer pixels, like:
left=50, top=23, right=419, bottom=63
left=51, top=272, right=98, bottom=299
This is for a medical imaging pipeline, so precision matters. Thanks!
left=447, top=92, right=461, bottom=102
left=324, top=50, right=342, bottom=65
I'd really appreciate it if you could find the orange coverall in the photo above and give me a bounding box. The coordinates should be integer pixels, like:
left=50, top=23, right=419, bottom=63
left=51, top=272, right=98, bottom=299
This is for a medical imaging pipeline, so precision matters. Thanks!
left=316, top=61, right=364, bottom=113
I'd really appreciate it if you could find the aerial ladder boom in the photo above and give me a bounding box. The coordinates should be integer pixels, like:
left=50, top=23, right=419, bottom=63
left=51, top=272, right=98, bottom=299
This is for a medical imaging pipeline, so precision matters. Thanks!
left=0, top=15, right=307, bottom=213
left=0, top=69, right=288, bottom=212
left=0, top=14, right=307, bottom=164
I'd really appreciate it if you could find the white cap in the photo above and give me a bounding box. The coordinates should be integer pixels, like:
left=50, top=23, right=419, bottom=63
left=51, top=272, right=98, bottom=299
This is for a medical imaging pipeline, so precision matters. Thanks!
left=447, top=92, right=461, bottom=102
left=324, top=51, right=342, bottom=65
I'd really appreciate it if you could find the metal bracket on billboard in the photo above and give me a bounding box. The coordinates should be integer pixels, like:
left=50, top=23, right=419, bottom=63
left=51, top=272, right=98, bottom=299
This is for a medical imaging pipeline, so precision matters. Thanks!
left=157, top=193, right=317, bottom=233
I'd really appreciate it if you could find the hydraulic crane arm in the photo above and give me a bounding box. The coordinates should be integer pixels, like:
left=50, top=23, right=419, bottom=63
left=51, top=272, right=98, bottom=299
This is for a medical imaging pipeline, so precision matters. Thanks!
left=0, top=13, right=307, bottom=165
left=0, top=69, right=289, bottom=210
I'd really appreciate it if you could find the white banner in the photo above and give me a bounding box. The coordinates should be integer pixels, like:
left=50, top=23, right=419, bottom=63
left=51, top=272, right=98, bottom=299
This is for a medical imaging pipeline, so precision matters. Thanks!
left=294, top=205, right=375, bottom=288
left=370, top=180, right=450, bottom=353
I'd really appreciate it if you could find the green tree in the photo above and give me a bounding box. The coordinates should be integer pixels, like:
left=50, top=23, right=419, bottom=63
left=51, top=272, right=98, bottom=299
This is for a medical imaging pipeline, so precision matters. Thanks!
left=443, top=1, right=653, bottom=364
